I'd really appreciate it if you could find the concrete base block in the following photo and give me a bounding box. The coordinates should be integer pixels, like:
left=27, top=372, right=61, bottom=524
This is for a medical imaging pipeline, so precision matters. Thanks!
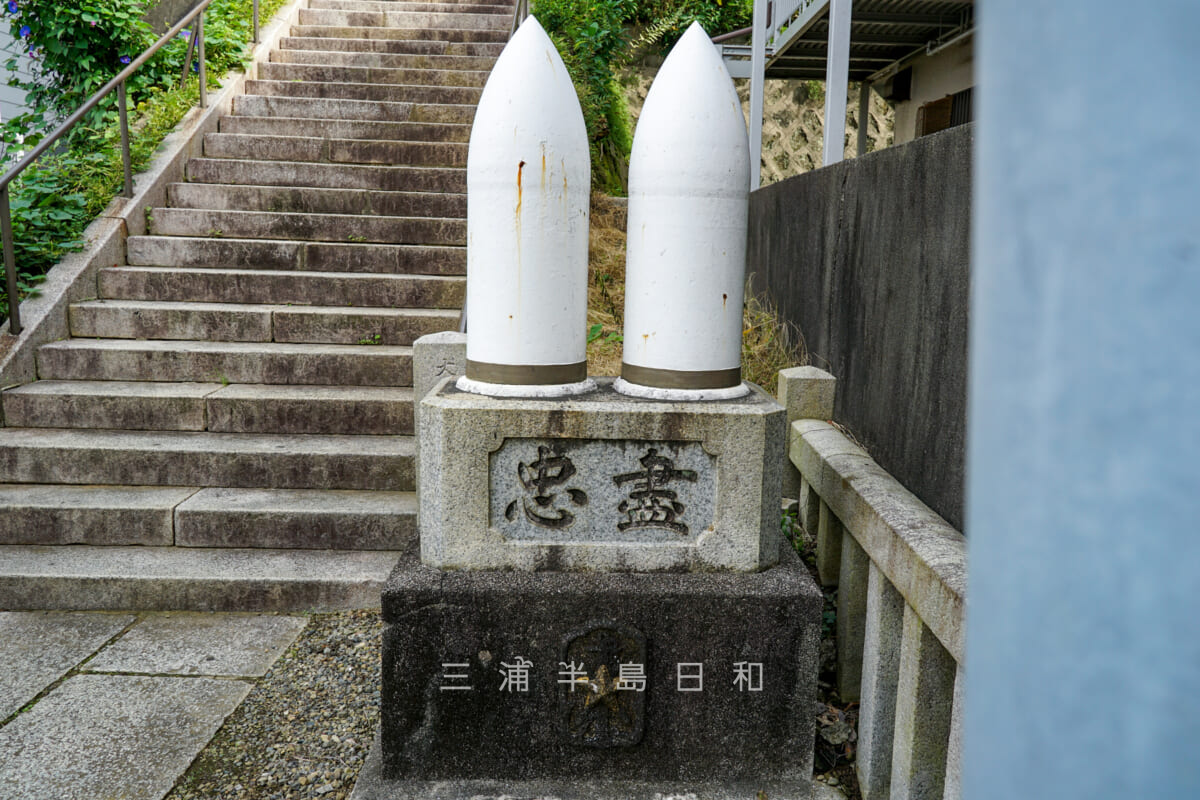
left=351, top=737, right=814, bottom=800
left=375, top=547, right=820, bottom=790
left=419, top=376, right=786, bottom=572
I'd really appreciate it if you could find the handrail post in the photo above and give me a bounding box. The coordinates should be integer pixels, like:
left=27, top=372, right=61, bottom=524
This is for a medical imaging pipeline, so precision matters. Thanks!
left=1, top=185, right=21, bottom=335
left=197, top=13, right=207, bottom=108
left=181, top=28, right=197, bottom=89
left=253, top=0, right=260, bottom=44
left=117, top=81, right=134, bottom=198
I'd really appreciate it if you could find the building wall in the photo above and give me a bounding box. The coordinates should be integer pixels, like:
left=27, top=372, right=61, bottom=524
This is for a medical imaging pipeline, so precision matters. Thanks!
left=0, top=27, right=33, bottom=125
left=747, top=122, right=972, bottom=530
left=892, top=38, right=974, bottom=145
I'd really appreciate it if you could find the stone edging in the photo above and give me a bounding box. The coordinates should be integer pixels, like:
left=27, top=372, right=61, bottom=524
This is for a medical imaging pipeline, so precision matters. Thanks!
left=0, top=0, right=310, bottom=398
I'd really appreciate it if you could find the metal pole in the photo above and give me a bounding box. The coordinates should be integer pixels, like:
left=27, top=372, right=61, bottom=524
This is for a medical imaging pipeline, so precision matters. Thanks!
left=856, top=80, right=870, bottom=157
left=821, top=0, right=851, bottom=166
left=181, top=28, right=197, bottom=89
left=117, top=81, right=133, bottom=198
left=253, top=0, right=259, bottom=44
left=1, top=186, right=21, bottom=335
left=748, top=0, right=767, bottom=189
left=197, top=13, right=207, bottom=108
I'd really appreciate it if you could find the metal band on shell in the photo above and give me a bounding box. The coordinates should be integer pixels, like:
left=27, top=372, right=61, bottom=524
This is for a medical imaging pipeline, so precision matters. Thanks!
left=466, top=359, right=588, bottom=386
left=620, top=363, right=742, bottom=390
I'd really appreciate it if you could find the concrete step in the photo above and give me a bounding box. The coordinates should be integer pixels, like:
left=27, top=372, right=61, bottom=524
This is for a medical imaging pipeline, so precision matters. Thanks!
left=1, top=380, right=413, bottom=434
left=244, top=78, right=482, bottom=106
left=174, top=488, right=416, bottom=549
left=309, top=0, right=511, bottom=16
left=0, top=427, right=414, bottom=491
left=269, top=47, right=495, bottom=71
left=0, top=544, right=401, bottom=611
left=99, top=267, right=464, bottom=309
left=186, top=157, right=466, bottom=192
left=202, top=132, right=467, bottom=167
left=278, top=35, right=503, bottom=56
left=258, top=60, right=489, bottom=87
left=36, top=339, right=413, bottom=387
left=206, top=384, right=414, bottom=434
left=71, top=298, right=272, bottom=342
left=148, top=207, right=466, bottom=246
left=218, top=113, right=471, bottom=142
left=289, top=24, right=508, bottom=43
left=232, top=94, right=475, bottom=124
left=1, top=380, right=220, bottom=431
left=297, top=8, right=510, bottom=30
left=70, top=299, right=458, bottom=345
left=126, top=235, right=465, bottom=275
left=168, top=182, right=467, bottom=218
left=0, top=485, right=198, bottom=546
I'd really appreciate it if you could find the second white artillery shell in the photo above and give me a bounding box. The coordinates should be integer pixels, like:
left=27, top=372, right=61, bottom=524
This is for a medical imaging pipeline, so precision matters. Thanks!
left=458, top=16, right=593, bottom=397
left=618, top=21, right=751, bottom=400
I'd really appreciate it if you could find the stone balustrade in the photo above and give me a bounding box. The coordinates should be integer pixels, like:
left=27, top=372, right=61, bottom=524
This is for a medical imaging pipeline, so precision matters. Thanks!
left=778, top=366, right=966, bottom=800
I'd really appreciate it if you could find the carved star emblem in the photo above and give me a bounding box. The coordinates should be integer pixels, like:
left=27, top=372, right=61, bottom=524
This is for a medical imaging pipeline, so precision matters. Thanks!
left=582, top=664, right=622, bottom=711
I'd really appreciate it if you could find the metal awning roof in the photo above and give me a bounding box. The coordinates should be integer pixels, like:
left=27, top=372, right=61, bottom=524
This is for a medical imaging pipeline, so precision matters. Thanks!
left=720, top=0, right=973, bottom=82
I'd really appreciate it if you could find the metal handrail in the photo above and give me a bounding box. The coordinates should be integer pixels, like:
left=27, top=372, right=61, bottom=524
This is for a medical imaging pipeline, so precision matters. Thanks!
left=510, top=0, right=529, bottom=37
left=0, top=0, right=260, bottom=335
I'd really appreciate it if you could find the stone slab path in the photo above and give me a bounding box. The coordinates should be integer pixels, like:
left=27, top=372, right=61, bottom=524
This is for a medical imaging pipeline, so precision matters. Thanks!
left=0, top=610, right=306, bottom=800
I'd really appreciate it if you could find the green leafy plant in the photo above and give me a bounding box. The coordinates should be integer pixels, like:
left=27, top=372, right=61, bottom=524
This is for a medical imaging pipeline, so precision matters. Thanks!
left=531, top=0, right=752, bottom=194
left=357, top=333, right=383, bottom=345
left=0, top=0, right=287, bottom=323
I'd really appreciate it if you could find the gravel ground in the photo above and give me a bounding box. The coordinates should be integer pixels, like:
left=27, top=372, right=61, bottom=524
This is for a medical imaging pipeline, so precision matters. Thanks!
left=165, top=610, right=383, bottom=800
left=164, top=531, right=858, bottom=800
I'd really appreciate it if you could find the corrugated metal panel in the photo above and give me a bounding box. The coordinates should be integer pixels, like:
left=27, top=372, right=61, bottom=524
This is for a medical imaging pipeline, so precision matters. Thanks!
left=764, top=0, right=973, bottom=80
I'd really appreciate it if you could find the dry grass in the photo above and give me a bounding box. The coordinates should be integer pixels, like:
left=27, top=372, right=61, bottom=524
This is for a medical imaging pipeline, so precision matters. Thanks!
left=740, top=288, right=808, bottom=394
left=587, top=192, right=628, bottom=376
left=585, top=193, right=808, bottom=391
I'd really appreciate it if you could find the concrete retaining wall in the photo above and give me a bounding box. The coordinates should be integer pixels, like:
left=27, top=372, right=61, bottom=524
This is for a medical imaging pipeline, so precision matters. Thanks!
left=748, top=123, right=972, bottom=530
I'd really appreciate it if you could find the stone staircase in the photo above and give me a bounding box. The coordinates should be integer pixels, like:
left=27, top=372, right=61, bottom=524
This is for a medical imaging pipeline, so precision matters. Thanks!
left=0, top=0, right=512, bottom=610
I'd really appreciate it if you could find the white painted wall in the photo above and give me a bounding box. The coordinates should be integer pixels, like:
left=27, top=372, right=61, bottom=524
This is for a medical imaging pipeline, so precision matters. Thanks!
left=892, top=37, right=974, bottom=145
left=0, top=26, right=33, bottom=125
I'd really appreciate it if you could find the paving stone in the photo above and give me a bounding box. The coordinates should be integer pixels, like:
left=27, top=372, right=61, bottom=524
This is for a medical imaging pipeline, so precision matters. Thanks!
left=0, top=674, right=249, bottom=800
left=0, top=612, right=133, bottom=720
left=84, top=612, right=306, bottom=676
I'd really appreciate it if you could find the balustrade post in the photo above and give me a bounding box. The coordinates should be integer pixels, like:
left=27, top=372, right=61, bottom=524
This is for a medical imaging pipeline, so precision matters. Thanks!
left=857, top=560, right=904, bottom=800
left=942, top=664, right=964, bottom=800
left=816, top=499, right=842, bottom=586
left=836, top=530, right=868, bottom=701
left=890, top=604, right=955, bottom=800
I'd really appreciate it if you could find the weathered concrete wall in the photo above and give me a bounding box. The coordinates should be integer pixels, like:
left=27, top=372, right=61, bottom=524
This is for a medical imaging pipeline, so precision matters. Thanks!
left=143, top=0, right=199, bottom=33
left=747, top=123, right=971, bottom=530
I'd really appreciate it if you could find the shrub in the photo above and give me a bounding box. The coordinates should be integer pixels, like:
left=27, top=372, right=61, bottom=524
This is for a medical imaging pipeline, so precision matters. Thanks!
left=0, top=0, right=285, bottom=323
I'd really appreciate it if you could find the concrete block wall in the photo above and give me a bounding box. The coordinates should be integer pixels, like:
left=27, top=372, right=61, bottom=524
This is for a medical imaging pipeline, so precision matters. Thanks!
left=777, top=367, right=966, bottom=800
left=751, top=125, right=972, bottom=531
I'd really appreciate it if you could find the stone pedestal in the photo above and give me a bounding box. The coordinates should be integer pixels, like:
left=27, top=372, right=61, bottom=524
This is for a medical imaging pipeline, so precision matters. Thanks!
left=353, top=377, right=822, bottom=799
left=419, top=377, right=786, bottom=573
left=351, top=546, right=821, bottom=799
